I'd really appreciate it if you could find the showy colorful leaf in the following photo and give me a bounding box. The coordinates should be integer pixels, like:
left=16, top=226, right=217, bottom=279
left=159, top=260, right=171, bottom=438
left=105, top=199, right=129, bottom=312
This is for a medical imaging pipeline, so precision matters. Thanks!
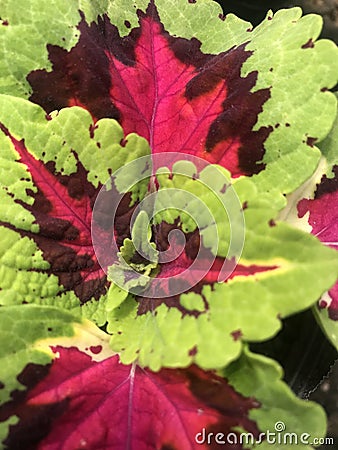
left=0, top=95, right=149, bottom=312
left=0, top=305, right=326, bottom=450
left=0, top=1, right=337, bottom=192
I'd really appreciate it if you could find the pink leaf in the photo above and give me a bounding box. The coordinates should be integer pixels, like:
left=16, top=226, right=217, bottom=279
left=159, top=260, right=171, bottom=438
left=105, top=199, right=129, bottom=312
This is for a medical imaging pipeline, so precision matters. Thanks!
left=28, top=5, right=272, bottom=177
left=298, top=166, right=338, bottom=320
left=0, top=124, right=133, bottom=303
left=2, top=347, right=259, bottom=450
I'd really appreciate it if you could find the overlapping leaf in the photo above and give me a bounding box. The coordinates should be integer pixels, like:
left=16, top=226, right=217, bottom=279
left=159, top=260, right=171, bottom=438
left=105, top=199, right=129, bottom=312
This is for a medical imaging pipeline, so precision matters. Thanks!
left=0, top=305, right=326, bottom=450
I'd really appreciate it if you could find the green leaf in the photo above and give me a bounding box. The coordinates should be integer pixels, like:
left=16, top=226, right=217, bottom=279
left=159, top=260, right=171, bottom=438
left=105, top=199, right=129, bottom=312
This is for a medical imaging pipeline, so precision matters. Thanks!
left=0, top=304, right=106, bottom=404
left=106, top=166, right=338, bottom=370
left=317, top=94, right=338, bottom=176
left=0, top=0, right=82, bottom=97
left=223, top=346, right=327, bottom=449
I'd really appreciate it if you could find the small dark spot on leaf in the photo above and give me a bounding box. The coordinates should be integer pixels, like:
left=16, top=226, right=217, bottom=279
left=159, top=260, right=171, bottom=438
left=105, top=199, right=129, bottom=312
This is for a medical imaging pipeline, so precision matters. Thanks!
left=117, top=331, right=122, bottom=335
left=89, top=345, right=102, bottom=354
left=218, top=13, right=225, bottom=21
left=47, top=327, right=53, bottom=332
left=306, top=136, right=317, bottom=147
left=120, top=138, right=128, bottom=147
left=96, top=142, right=101, bottom=148
left=242, top=201, right=248, bottom=210
left=246, top=27, right=253, bottom=32
left=189, top=346, right=198, bottom=357
left=2, top=20, right=9, bottom=26
left=45, top=113, right=52, bottom=121
left=301, top=39, right=314, bottom=49
left=285, top=123, right=290, bottom=127
left=89, top=124, right=97, bottom=139
left=269, top=67, right=273, bottom=72
left=42, top=151, right=46, bottom=157
left=268, top=16, right=273, bottom=20
left=231, top=329, right=243, bottom=341
left=124, top=20, right=131, bottom=28
left=321, top=87, right=328, bottom=92
left=269, top=219, right=276, bottom=227
left=188, top=0, right=196, bottom=3
left=275, top=123, right=280, bottom=128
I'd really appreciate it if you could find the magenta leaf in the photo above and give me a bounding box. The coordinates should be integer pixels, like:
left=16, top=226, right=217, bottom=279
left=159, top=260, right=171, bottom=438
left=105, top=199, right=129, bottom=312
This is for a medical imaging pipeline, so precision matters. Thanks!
left=298, top=165, right=338, bottom=320
left=2, top=124, right=107, bottom=302
left=2, top=346, right=260, bottom=450
left=0, top=123, right=108, bottom=303
left=28, top=5, right=272, bottom=178
left=0, top=98, right=150, bottom=308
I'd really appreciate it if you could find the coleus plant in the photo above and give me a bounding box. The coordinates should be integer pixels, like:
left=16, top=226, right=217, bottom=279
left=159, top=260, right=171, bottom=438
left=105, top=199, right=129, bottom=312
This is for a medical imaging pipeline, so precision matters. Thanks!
left=0, top=0, right=337, bottom=448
